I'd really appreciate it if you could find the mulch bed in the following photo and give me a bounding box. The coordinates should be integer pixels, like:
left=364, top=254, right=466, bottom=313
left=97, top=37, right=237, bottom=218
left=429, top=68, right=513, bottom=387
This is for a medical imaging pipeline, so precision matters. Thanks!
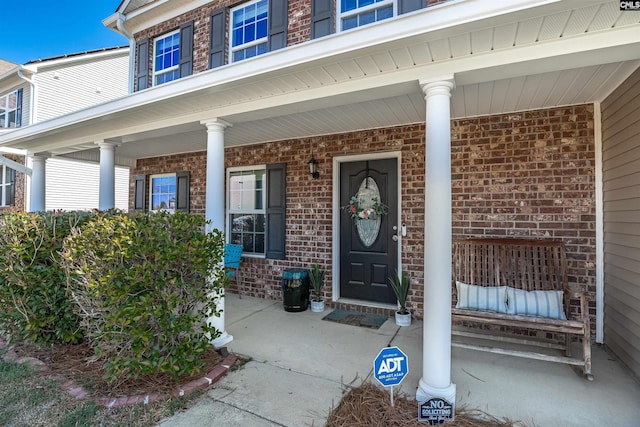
left=9, top=341, right=225, bottom=399
left=326, top=383, right=524, bottom=427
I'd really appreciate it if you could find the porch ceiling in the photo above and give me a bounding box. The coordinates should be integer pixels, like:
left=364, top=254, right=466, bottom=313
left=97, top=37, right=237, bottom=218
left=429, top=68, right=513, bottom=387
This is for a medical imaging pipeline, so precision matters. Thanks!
left=3, top=0, right=640, bottom=165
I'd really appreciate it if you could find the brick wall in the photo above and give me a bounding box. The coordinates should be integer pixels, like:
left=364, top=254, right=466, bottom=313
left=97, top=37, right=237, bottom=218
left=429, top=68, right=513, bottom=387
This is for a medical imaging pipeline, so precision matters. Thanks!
left=129, top=104, right=596, bottom=322
left=0, top=154, right=26, bottom=213
left=132, top=152, right=208, bottom=215
left=133, top=0, right=452, bottom=90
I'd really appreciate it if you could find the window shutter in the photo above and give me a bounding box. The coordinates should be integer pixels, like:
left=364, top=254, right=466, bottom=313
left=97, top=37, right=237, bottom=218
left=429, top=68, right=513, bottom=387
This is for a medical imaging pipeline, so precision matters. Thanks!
left=7, top=168, right=15, bottom=206
left=268, top=0, right=288, bottom=52
left=176, top=171, right=190, bottom=212
left=179, top=21, right=194, bottom=78
left=266, top=163, right=286, bottom=260
left=398, top=0, right=425, bottom=15
left=209, top=8, right=227, bottom=69
left=136, top=39, right=150, bottom=91
left=15, top=89, right=23, bottom=127
left=311, top=0, right=334, bottom=39
left=133, top=174, right=147, bottom=211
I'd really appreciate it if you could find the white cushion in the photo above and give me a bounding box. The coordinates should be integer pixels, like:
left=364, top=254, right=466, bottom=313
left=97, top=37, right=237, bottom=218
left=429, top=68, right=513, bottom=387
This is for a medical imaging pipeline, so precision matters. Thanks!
left=456, top=281, right=508, bottom=313
left=505, top=287, right=567, bottom=320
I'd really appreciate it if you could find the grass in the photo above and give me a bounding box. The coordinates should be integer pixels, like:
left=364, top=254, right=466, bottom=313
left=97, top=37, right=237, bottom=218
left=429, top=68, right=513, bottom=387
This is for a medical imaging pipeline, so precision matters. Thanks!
left=0, top=358, right=206, bottom=427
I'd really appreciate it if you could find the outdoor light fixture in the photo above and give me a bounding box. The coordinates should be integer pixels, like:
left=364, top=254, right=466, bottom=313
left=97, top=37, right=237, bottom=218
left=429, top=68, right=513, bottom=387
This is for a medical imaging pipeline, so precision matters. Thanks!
left=308, top=156, right=319, bottom=179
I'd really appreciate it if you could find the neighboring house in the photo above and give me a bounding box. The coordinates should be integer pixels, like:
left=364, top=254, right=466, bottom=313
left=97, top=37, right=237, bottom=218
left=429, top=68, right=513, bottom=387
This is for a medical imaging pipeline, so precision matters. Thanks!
left=0, top=48, right=130, bottom=212
left=0, top=0, right=639, bottom=398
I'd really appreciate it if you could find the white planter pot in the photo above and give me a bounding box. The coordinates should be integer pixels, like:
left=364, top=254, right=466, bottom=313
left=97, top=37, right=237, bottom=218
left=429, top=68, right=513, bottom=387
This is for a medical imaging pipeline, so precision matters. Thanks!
left=395, top=311, right=411, bottom=326
left=310, top=300, right=325, bottom=313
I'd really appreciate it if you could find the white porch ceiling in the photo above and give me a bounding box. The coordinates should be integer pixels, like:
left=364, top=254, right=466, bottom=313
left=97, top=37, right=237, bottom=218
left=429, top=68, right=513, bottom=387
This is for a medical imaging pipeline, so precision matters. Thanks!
left=5, top=0, right=640, bottom=165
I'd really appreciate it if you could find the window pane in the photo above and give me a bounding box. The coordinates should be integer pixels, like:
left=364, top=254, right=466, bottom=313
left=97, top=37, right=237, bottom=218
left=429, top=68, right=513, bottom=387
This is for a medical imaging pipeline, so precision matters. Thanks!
left=342, top=0, right=357, bottom=12
left=255, top=233, right=265, bottom=253
left=360, top=10, right=375, bottom=25
left=151, top=175, right=176, bottom=211
left=343, top=16, right=357, bottom=30
left=231, top=0, right=269, bottom=63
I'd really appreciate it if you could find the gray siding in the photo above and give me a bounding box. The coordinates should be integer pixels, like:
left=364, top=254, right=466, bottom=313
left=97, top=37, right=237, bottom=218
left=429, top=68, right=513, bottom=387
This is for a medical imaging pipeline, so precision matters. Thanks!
left=601, top=67, right=640, bottom=378
left=45, top=158, right=129, bottom=211
left=34, top=53, right=128, bottom=122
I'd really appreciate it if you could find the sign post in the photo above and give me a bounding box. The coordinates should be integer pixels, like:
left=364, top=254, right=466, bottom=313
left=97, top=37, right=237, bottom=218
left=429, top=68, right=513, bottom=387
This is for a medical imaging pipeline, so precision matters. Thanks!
left=373, top=346, right=408, bottom=408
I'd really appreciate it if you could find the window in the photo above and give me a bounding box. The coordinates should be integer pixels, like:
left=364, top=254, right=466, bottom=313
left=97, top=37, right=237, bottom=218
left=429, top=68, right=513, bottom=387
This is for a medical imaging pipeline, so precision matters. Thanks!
left=227, top=163, right=286, bottom=259
left=228, top=168, right=266, bottom=254
left=0, top=165, right=16, bottom=207
left=150, top=174, right=177, bottom=211
left=230, top=0, right=269, bottom=63
left=133, top=172, right=190, bottom=212
left=339, top=0, right=395, bottom=31
left=153, top=31, right=181, bottom=85
left=0, top=89, right=22, bottom=129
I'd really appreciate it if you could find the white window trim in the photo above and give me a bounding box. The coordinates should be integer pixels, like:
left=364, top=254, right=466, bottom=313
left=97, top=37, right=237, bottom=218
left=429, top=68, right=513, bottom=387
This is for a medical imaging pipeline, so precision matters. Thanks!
left=228, top=0, right=269, bottom=64
left=0, top=90, right=19, bottom=129
left=0, top=165, right=11, bottom=207
left=337, top=0, right=397, bottom=32
left=226, top=165, right=267, bottom=258
left=152, top=30, right=180, bottom=87
left=149, top=173, right=177, bottom=213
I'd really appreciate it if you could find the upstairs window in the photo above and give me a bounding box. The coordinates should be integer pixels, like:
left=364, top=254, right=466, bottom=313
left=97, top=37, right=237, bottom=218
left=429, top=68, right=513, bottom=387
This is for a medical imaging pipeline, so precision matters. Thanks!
left=153, top=31, right=181, bottom=85
left=339, top=0, right=395, bottom=31
left=0, top=89, right=22, bottom=129
left=230, top=0, right=269, bottom=63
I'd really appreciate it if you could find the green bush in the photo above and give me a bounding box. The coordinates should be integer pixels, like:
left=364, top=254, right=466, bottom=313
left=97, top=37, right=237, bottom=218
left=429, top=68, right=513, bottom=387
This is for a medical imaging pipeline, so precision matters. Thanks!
left=0, top=211, right=94, bottom=345
left=61, top=210, right=226, bottom=382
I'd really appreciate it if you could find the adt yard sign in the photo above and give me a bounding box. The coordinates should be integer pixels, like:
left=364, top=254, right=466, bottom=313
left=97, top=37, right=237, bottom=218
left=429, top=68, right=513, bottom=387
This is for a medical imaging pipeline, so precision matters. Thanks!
left=373, top=346, right=408, bottom=387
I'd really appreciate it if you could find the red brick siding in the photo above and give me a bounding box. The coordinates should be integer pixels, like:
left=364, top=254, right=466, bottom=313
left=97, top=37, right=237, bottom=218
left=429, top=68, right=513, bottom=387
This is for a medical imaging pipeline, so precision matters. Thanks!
left=133, top=0, right=454, bottom=90
left=0, top=155, right=26, bottom=213
left=131, top=152, right=208, bottom=215
left=129, top=104, right=596, bottom=323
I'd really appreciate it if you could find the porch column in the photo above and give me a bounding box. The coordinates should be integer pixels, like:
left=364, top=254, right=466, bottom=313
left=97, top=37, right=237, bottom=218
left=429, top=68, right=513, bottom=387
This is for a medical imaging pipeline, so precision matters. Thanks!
left=29, top=153, right=49, bottom=212
left=417, top=78, right=456, bottom=408
left=96, top=140, right=119, bottom=211
left=202, top=118, right=233, bottom=348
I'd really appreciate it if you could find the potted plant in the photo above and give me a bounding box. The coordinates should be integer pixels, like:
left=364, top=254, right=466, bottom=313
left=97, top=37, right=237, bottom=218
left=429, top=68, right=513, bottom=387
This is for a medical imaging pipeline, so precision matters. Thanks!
left=388, top=270, right=411, bottom=326
left=309, top=264, right=326, bottom=313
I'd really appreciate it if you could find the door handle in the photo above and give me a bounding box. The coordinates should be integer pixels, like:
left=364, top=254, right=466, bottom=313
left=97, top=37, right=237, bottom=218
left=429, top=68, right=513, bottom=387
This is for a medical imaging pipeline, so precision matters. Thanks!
left=391, top=235, right=398, bottom=242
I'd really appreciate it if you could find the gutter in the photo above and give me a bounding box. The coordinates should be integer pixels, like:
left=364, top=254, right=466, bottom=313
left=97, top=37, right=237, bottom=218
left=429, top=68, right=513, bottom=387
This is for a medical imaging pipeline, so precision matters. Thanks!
left=16, top=67, right=37, bottom=125
left=115, top=14, right=136, bottom=94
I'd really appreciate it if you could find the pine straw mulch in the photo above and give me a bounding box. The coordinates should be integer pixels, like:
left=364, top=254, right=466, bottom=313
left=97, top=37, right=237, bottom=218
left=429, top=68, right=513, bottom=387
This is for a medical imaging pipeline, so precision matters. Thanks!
left=325, top=382, right=529, bottom=427
left=11, top=341, right=224, bottom=399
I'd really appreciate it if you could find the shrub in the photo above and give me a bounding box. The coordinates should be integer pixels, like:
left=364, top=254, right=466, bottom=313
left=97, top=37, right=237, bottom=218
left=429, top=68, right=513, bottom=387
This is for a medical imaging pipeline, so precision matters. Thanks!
left=0, top=211, right=94, bottom=345
left=61, top=210, right=226, bottom=382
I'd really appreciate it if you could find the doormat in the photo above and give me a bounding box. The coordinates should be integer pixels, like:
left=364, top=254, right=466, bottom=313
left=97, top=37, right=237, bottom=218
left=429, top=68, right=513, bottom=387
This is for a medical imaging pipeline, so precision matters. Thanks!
left=322, top=309, right=388, bottom=329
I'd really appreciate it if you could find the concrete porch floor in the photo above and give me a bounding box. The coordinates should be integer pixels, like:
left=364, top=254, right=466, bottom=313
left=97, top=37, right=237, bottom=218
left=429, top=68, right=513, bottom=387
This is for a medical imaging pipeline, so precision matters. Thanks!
left=159, top=294, right=640, bottom=427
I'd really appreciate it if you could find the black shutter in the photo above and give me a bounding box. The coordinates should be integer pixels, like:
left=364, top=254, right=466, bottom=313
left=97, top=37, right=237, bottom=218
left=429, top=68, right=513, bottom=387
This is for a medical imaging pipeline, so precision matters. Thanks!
left=209, top=8, right=227, bottom=69
left=176, top=171, right=190, bottom=212
left=133, top=174, right=147, bottom=211
left=311, top=0, right=334, bottom=39
left=136, top=39, right=150, bottom=91
left=15, top=89, right=23, bottom=127
left=266, top=163, right=286, bottom=259
left=7, top=168, right=15, bottom=206
left=268, top=0, right=288, bottom=52
left=398, top=0, right=425, bottom=15
left=179, top=21, right=194, bottom=78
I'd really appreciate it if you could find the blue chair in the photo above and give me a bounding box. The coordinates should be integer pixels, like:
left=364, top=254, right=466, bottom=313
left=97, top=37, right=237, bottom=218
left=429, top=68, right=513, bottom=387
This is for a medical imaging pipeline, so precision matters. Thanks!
left=224, top=243, right=243, bottom=297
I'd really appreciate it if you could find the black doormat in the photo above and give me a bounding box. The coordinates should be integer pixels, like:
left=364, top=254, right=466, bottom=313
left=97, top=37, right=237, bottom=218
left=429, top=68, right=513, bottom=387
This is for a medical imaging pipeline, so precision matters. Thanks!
left=322, top=309, right=388, bottom=329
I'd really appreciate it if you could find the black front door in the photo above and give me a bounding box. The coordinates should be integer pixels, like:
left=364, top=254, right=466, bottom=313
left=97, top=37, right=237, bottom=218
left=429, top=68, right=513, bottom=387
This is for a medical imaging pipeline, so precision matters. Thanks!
left=339, top=158, right=398, bottom=304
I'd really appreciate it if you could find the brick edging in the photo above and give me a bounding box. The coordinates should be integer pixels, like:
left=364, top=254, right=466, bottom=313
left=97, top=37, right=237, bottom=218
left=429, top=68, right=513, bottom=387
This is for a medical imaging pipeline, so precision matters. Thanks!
left=0, top=340, right=238, bottom=408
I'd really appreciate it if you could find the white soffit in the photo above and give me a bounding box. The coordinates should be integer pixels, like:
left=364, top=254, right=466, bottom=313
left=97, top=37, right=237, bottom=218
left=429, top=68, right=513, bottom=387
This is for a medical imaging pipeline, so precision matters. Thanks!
left=3, top=0, right=640, bottom=156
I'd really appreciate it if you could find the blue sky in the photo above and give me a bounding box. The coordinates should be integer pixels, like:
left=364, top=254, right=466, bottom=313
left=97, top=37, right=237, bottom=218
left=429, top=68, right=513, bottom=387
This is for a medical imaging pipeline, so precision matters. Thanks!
left=0, top=1, right=128, bottom=64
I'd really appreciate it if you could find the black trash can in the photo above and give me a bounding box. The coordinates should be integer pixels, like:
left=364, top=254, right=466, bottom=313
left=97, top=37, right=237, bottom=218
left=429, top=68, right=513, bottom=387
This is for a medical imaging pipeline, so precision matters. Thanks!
left=281, top=269, right=310, bottom=312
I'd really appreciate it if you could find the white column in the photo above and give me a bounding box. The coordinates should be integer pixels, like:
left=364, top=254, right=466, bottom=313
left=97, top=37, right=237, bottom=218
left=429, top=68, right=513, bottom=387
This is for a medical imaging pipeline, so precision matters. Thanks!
left=417, top=78, right=457, bottom=409
left=202, top=118, right=233, bottom=348
left=96, top=141, right=120, bottom=211
left=29, top=153, right=49, bottom=212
